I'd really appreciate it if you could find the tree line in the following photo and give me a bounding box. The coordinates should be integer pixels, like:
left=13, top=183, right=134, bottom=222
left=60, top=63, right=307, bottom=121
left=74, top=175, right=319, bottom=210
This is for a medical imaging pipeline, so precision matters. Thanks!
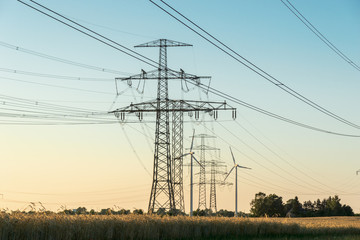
left=5, top=192, right=355, bottom=217
left=250, top=192, right=354, bottom=217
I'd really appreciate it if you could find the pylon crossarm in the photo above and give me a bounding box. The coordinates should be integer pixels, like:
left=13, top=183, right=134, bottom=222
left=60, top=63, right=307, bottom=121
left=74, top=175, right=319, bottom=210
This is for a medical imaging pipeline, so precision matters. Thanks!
left=116, top=68, right=210, bottom=81
left=111, top=100, right=235, bottom=112
left=110, top=100, right=236, bottom=116
left=218, top=182, right=233, bottom=186
left=168, top=68, right=211, bottom=80
left=192, top=181, right=232, bottom=186
left=188, top=170, right=227, bottom=174
left=191, top=145, right=219, bottom=151
left=115, top=69, right=158, bottom=81
left=135, top=39, right=193, bottom=48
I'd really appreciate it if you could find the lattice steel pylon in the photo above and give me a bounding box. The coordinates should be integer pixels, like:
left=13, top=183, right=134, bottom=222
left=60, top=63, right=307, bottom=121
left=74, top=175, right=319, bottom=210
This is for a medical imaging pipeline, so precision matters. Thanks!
left=209, top=159, right=217, bottom=212
left=136, top=39, right=191, bottom=213
left=111, top=39, right=237, bottom=213
left=208, top=159, right=228, bottom=213
left=191, top=134, right=217, bottom=210
left=172, top=101, right=184, bottom=212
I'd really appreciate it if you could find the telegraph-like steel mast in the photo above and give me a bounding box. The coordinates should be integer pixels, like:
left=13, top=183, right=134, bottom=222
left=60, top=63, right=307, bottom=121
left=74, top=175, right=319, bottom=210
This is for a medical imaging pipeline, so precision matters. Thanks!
left=111, top=39, right=237, bottom=213
left=135, top=39, right=191, bottom=212
left=191, top=134, right=217, bottom=210
left=209, top=159, right=227, bottom=213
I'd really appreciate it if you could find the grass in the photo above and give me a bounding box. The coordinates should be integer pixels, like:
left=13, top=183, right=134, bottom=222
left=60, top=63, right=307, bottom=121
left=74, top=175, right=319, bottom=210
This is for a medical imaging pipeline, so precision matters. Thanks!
left=0, top=213, right=359, bottom=239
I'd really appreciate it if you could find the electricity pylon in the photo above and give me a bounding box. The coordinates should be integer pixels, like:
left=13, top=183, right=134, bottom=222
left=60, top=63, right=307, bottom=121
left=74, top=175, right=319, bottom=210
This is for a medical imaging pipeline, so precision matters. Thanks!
left=111, top=39, right=236, bottom=213
left=209, top=159, right=228, bottom=213
left=224, top=147, right=251, bottom=217
left=191, top=134, right=218, bottom=210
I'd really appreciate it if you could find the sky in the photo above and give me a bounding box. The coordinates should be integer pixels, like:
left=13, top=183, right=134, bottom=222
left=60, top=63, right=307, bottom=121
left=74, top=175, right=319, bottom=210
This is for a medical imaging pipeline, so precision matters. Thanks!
left=0, top=0, right=359, bottom=213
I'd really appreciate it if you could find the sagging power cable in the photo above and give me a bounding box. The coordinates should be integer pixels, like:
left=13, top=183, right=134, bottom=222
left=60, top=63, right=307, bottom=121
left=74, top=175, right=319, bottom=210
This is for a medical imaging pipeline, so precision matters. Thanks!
left=151, top=0, right=360, bottom=131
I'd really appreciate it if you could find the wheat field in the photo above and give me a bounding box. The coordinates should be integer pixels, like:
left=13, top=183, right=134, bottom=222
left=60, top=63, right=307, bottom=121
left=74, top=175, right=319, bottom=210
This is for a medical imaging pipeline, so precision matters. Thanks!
left=0, top=213, right=359, bottom=239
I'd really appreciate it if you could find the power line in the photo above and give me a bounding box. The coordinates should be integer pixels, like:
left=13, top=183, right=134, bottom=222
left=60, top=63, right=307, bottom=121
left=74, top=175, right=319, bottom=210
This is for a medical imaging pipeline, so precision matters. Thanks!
left=29, top=0, right=158, bottom=67
left=183, top=78, right=360, bottom=137
left=217, top=121, right=343, bottom=194
left=280, top=0, right=360, bottom=72
left=150, top=0, right=360, bottom=131
left=0, top=92, right=235, bottom=125
left=0, top=67, right=156, bottom=100
left=233, top=120, right=343, bottom=193
left=0, top=76, right=115, bottom=95
left=12, top=0, right=360, bottom=137
left=18, top=0, right=158, bottom=68
left=0, top=93, right=120, bottom=124
left=2, top=184, right=149, bottom=196
left=16, top=1, right=358, bottom=136
left=2, top=195, right=147, bottom=206
left=202, top=122, right=359, bottom=196
left=1, top=72, right=358, bottom=136
left=120, top=123, right=152, bottom=177
left=0, top=67, right=113, bottom=81
left=202, top=123, right=332, bottom=195
left=0, top=93, right=107, bottom=113
left=0, top=41, right=130, bottom=75
left=63, top=15, right=157, bottom=40
left=233, top=111, right=332, bottom=182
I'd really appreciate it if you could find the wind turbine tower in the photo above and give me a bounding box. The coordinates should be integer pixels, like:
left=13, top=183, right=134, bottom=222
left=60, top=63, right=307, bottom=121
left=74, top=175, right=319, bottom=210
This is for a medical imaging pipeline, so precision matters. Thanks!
left=224, top=147, right=251, bottom=217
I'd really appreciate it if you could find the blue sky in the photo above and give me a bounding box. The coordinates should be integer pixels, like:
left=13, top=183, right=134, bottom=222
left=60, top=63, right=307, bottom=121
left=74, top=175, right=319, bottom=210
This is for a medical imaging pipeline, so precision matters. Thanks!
left=0, top=0, right=359, bottom=213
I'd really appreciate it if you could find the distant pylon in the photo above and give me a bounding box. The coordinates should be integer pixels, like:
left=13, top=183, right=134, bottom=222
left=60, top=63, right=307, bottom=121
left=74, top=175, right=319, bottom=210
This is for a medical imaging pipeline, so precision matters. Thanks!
left=209, top=159, right=227, bottom=213
left=209, top=159, right=217, bottom=212
left=191, top=134, right=217, bottom=210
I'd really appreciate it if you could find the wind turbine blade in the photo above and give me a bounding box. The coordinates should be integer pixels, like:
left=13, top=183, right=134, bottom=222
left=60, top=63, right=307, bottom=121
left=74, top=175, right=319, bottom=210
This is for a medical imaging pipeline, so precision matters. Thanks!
left=192, top=155, right=204, bottom=169
left=229, top=147, right=236, bottom=165
left=224, top=166, right=235, bottom=181
left=181, top=153, right=190, bottom=157
left=190, top=129, right=195, bottom=152
left=237, top=165, right=251, bottom=170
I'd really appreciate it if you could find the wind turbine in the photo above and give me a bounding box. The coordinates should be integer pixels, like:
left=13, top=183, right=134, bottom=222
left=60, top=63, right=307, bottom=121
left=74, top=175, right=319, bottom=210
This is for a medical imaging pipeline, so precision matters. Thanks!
left=224, top=147, right=251, bottom=217
left=181, top=129, right=203, bottom=216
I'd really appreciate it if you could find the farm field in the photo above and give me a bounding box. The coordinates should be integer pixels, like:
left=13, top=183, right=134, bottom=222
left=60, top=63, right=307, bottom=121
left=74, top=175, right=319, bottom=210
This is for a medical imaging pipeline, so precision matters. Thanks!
left=0, top=213, right=359, bottom=239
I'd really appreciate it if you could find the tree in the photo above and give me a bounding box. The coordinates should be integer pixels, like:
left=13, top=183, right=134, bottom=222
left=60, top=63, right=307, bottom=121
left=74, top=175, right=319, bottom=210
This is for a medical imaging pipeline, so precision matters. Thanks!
left=118, top=209, right=130, bottom=215
left=75, top=207, right=87, bottom=215
left=133, top=209, right=144, bottom=215
left=303, top=200, right=315, bottom=217
left=284, top=196, right=303, bottom=217
left=325, top=195, right=342, bottom=216
left=251, top=193, right=354, bottom=218
left=100, top=208, right=113, bottom=215
left=193, top=208, right=213, bottom=216
left=250, top=192, right=266, bottom=217
left=250, top=192, right=284, bottom=217
left=342, top=205, right=354, bottom=216
left=217, top=209, right=234, bottom=217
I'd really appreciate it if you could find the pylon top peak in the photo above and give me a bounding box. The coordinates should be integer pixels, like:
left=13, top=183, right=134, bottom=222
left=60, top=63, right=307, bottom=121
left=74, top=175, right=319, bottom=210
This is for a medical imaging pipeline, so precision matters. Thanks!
left=135, top=39, right=192, bottom=48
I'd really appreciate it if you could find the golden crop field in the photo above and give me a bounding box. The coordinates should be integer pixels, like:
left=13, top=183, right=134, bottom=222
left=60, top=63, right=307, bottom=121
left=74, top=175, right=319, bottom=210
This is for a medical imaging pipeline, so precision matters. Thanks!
left=0, top=213, right=359, bottom=239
